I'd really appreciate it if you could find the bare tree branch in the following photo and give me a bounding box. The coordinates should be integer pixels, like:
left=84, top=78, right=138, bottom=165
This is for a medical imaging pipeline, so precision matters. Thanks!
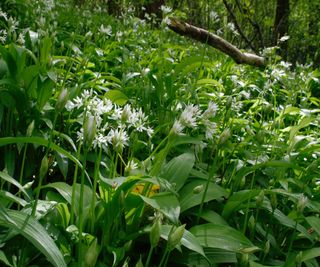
left=222, top=0, right=256, bottom=52
left=167, top=17, right=266, bottom=68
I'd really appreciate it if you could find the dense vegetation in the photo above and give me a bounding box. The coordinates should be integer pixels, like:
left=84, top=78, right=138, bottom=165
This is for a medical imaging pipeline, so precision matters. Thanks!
left=0, top=0, right=320, bottom=266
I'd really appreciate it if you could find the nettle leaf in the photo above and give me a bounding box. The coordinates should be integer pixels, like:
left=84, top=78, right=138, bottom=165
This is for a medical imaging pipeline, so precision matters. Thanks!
left=161, top=152, right=195, bottom=191
left=189, top=223, right=258, bottom=253
left=0, top=208, right=66, bottom=267
left=179, top=179, right=227, bottom=213
left=140, top=192, right=180, bottom=224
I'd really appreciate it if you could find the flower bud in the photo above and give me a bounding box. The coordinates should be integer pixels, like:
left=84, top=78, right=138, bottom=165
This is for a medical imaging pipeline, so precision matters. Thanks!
left=83, top=116, right=96, bottom=149
left=264, top=240, right=270, bottom=255
left=55, top=88, right=69, bottom=112
left=167, top=224, right=185, bottom=251
left=27, top=120, right=35, bottom=137
left=256, top=190, right=265, bottom=208
left=270, top=192, right=277, bottom=211
left=150, top=218, right=161, bottom=247
left=193, top=185, right=204, bottom=194
left=85, top=238, right=100, bottom=267
left=219, top=128, right=231, bottom=145
left=297, top=195, right=308, bottom=215
left=226, top=96, right=233, bottom=110
left=295, top=251, right=302, bottom=264
left=39, top=155, right=48, bottom=179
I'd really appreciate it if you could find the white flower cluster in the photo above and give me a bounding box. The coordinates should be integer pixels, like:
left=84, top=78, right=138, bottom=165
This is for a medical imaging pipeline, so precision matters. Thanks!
left=66, top=89, right=153, bottom=152
left=171, top=102, right=218, bottom=140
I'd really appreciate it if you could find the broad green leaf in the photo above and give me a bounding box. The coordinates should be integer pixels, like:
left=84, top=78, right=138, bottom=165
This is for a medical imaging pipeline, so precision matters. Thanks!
left=179, top=179, right=227, bottom=212
left=175, top=247, right=237, bottom=266
left=54, top=151, right=68, bottom=180
left=4, top=150, right=15, bottom=177
left=301, top=248, right=320, bottom=262
left=189, top=223, right=257, bottom=253
left=0, top=136, right=82, bottom=168
left=105, top=89, right=128, bottom=105
left=0, top=250, right=12, bottom=267
left=37, top=77, right=54, bottom=110
left=196, top=78, right=224, bottom=91
left=250, top=261, right=280, bottom=267
left=160, top=225, right=206, bottom=258
left=222, top=189, right=260, bottom=218
left=171, top=135, right=203, bottom=147
left=0, top=44, right=17, bottom=78
left=261, top=202, right=310, bottom=239
left=140, top=192, right=180, bottom=224
left=0, top=171, right=30, bottom=200
left=195, top=209, right=228, bottom=225
left=305, top=216, right=320, bottom=236
left=161, top=152, right=195, bottom=191
left=0, top=208, right=66, bottom=267
left=0, top=190, right=28, bottom=207
left=44, top=182, right=92, bottom=219
left=40, top=37, right=52, bottom=66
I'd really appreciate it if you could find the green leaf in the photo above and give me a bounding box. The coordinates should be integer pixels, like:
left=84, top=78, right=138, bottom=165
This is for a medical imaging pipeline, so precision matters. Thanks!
left=195, top=209, right=228, bottom=225
left=161, top=152, right=195, bottom=191
left=222, top=190, right=260, bottom=219
left=0, top=44, right=17, bottom=78
left=0, top=250, right=12, bottom=267
left=0, top=136, right=82, bottom=168
left=105, top=90, right=128, bottom=105
left=0, top=208, right=66, bottom=267
left=305, top=216, right=320, bottom=236
left=37, top=77, right=54, bottom=110
left=0, top=190, right=28, bottom=207
left=179, top=179, right=227, bottom=212
left=54, top=151, right=68, bottom=180
left=40, top=37, right=52, bottom=66
left=160, top=225, right=206, bottom=258
left=189, top=223, right=257, bottom=253
left=196, top=78, right=224, bottom=91
left=44, top=182, right=93, bottom=220
left=140, top=192, right=180, bottom=224
left=301, top=247, right=320, bottom=262
left=0, top=171, right=30, bottom=200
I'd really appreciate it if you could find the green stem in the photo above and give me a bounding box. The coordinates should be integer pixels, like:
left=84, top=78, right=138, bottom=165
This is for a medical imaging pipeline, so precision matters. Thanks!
left=78, top=148, right=88, bottom=266
left=158, top=249, right=168, bottom=267
left=242, top=160, right=258, bottom=234
left=32, top=114, right=58, bottom=216
left=70, top=144, right=82, bottom=225
left=18, top=144, right=28, bottom=210
left=286, top=222, right=298, bottom=262
left=90, top=147, right=102, bottom=233
left=196, top=153, right=217, bottom=224
left=145, top=246, right=154, bottom=267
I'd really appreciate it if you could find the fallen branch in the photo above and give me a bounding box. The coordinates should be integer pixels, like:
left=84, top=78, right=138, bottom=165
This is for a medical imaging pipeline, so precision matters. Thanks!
left=167, top=17, right=266, bottom=68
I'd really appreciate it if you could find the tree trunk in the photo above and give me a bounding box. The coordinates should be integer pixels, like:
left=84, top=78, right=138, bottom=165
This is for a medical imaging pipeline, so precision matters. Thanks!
left=273, top=0, right=290, bottom=57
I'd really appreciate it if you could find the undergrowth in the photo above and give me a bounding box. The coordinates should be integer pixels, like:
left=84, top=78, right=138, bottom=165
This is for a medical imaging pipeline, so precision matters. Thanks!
left=0, top=1, right=320, bottom=266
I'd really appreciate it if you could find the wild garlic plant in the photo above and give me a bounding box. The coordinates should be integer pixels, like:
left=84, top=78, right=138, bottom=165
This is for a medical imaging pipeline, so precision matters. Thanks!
left=66, top=89, right=154, bottom=176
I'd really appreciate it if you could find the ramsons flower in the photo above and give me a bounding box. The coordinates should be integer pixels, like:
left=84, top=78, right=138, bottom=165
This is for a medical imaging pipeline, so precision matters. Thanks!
left=107, top=128, right=129, bottom=152
left=179, top=104, right=201, bottom=128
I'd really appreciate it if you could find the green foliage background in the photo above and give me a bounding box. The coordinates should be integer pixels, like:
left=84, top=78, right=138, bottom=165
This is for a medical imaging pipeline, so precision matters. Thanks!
left=0, top=0, right=319, bottom=266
